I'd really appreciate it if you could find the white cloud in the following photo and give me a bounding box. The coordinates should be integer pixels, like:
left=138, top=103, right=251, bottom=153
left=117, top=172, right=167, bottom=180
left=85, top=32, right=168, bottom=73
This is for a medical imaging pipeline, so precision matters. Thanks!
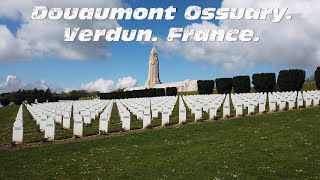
left=0, top=75, right=137, bottom=94
left=0, top=0, right=123, bottom=61
left=0, top=75, right=63, bottom=93
left=80, top=76, right=137, bottom=93
left=0, top=26, right=32, bottom=61
left=80, top=78, right=115, bottom=93
left=155, top=0, right=320, bottom=72
left=0, top=75, right=26, bottom=93
left=117, top=76, right=138, bottom=89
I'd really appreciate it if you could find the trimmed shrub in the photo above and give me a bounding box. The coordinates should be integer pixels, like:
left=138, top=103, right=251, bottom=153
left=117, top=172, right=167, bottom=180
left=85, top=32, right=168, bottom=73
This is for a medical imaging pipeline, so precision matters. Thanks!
left=315, top=67, right=320, bottom=90
left=233, top=76, right=251, bottom=93
left=155, top=88, right=165, bottom=97
left=252, top=73, right=276, bottom=92
left=197, top=80, right=215, bottom=95
left=216, top=78, right=232, bottom=94
left=100, top=88, right=168, bottom=100
left=278, top=69, right=305, bottom=91
left=166, top=87, right=178, bottom=96
left=0, top=97, right=10, bottom=106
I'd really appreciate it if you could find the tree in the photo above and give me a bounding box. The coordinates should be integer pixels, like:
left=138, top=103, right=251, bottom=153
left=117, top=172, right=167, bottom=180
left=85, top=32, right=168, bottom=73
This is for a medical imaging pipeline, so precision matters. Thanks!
left=197, top=80, right=215, bottom=94
left=12, top=90, right=24, bottom=105
left=0, top=97, right=10, bottom=106
left=216, top=78, right=233, bottom=94
left=278, top=69, right=305, bottom=91
left=44, top=88, right=52, bottom=102
left=252, top=73, right=276, bottom=92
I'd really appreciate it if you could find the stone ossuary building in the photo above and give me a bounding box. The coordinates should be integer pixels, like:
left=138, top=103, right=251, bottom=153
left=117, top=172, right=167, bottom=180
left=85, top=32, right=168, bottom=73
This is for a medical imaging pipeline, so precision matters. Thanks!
left=125, top=47, right=198, bottom=92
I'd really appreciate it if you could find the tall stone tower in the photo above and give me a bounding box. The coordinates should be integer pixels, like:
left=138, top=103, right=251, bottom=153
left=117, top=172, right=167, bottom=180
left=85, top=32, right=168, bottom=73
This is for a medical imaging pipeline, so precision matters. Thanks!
left=145, top=47, right=161, bottom=88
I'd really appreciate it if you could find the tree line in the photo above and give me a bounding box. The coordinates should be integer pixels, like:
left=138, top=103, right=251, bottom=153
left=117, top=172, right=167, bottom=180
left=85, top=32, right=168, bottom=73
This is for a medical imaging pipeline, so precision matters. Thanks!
left=0, top=89, right=98, bottom=106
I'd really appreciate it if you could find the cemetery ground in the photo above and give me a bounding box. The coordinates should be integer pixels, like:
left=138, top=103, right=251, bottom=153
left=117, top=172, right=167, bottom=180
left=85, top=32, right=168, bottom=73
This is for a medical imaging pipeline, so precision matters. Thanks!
left=1, top=103, right=320, bottom=178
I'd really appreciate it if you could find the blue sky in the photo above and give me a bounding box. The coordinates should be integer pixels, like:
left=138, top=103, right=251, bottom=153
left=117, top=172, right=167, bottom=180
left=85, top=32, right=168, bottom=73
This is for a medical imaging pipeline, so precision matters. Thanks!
left=0, top=0, right=319, bottom=92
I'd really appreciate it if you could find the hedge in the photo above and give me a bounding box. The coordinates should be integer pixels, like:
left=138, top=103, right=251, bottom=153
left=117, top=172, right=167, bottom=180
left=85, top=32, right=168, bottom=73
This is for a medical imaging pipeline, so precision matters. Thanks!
left=233, top=76, right=251, bottom=93
left=166, top=87, right=178, bottom=96
left=216, top=78, right=233, bottom=94
left=315, top=67, right=320, bottom=90
left=197, top=80, right=215, bottom=94
left=155, top=88, right=165, bottom=97
left=100, top=88, right=167, bottom=100
left=252, top=73, right=276, bottom=92
left=278, top=69, right=305, bottom=91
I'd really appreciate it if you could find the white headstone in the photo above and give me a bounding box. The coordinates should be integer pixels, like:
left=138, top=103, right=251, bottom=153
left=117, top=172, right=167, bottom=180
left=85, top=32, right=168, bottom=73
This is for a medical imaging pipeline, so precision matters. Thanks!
left=248, top=102, right=255, bottom=115
left=12, top=120, right=23, bottom=144
left=306, top=97, right=312, bottom=107
left=83, top=110, right=91, bottom=125
left=279, top=99, right=286, bottom=110
left=194, top=105, right=202, bottom=121
left=269, top=101, right=276, bottom=112
left=209, top=106, right=217, bottom=119
left=314, top=97, right=320, bottom=106
left=297, top=95, right=304, bottom=108
left=143, top=109, right=151, bottom=128
left=288, top=99, right=295, bottom=109
left=122, top=112, right=131, bottom=131
left=55, top=110, right=62, bottom=124
left=191, top=104, right=196, bottom=115
left=203, top=103, right=209, bottom=113
left=62, top=112, right=70, bottom=129
left=259, top=102, right=266, bottom=113
left=40, top=114, right=47, bottom=132
left=95, top=107, right=99, bottom=117
left=162, top=110, right=170, bottom=126
left=235, top=104, right=243, bottom=117
left=73, top=114, right=83, bottom=137
left=45, top=117, right=55, bottom=141
left=90, top=109, right=96, bottom=120
left=223, top=104, right=230, bottom=118
left=179, top=108, right=186, bottom=124
left=137, top=107, right=144, bottom=120
left=99, top=113, right=109, bottom=134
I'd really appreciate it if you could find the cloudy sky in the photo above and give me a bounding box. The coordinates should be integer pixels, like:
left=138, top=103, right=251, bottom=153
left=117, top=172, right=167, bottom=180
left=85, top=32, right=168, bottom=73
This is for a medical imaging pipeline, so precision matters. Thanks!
left=0, top=0, right=319, bottom=93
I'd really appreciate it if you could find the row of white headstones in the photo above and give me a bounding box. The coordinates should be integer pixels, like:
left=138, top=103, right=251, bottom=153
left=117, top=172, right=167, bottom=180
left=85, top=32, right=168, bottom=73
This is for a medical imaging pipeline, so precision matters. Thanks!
left=182, top=91, right=320, bottom=122
left=12, top=100, right=110, bottom=144
left=117, top=96, right=179, bottom=129
left=12, top=91, right=320, bottom=144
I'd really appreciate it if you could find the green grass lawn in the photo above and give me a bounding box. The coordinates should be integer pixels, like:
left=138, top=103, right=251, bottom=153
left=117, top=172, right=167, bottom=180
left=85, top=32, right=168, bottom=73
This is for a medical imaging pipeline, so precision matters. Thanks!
left=0, top=105, right=19, bottom=145
left=79, top=97, right=96, bottom=100
left=0, top=99, right=195, bottom=145
left=0, top=94, right=311, bottom=145
left=302, top=81, right=318, bottom=91
left=1, top=106, right=320, bottom=179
